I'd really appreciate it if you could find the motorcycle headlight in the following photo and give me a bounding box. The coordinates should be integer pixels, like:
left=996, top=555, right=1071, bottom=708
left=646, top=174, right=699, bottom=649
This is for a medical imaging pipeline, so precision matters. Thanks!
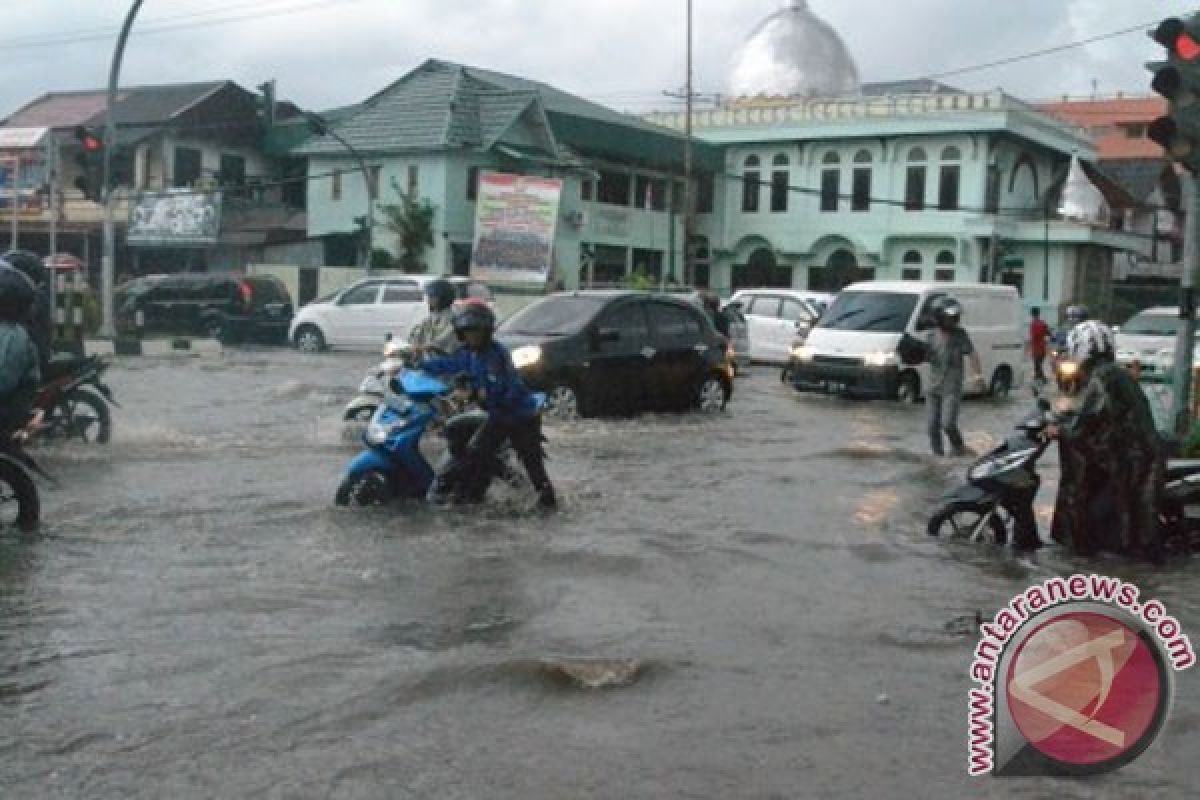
left=366, top=419, right=391, bottom=445
left=864, top=351, right=897, bottom=368
left=1056, top=360, right=1079, bottom=380
left=380, top=358, right=406, bottom=375
left=791, top=345, right=815, bottom=362
left=512, top=345, right=542, bottom=369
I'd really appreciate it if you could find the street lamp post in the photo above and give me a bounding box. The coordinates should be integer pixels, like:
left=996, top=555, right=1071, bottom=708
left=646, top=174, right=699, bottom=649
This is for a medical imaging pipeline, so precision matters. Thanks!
left=682, top=0, right=694, bottom=288
left=99, top=0, right=145, bottom=339
left=306, top=114, right=374, bottom=271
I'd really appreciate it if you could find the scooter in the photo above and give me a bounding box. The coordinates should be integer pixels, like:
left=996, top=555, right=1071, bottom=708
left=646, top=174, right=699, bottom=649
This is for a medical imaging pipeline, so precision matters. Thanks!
left=1, top=411, right=55, bottom=532
left=34, top=353, right=117, bottom=444
left=928, top=381, right=1200, bottom=555
left=335, top=368, right=544, bottom=507
left=343, top=338, right=410, bottom=422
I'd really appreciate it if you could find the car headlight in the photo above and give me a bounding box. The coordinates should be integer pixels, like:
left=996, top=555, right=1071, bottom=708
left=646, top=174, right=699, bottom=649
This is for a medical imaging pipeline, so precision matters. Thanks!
left=791, top=345, right=815, bottom=362
left=864, top=351, right=897, bottom=368
left=512, top=345, right=542, bottom=369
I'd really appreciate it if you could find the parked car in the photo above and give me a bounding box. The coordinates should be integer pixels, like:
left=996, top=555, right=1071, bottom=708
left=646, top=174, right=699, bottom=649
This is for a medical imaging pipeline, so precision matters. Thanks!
left=789, top=281, right=1025, bottom=402
left=289, top=276, right=494, bottom=352
left=115, top=272, right=294, bottom=343
left=729, top=289, right=823, bottom=365
left=495, top=290, right=734, bottom=418
left=1114, top=307, right=1198, bottom=381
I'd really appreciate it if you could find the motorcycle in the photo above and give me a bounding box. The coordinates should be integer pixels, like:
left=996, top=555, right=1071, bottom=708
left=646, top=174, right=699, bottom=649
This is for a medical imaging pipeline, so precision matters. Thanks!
left=335, top=368, right=544, bottom=507
left=343, top=338, right=411, bottom=422
left=928, top=381, right=1200, bottom=555
left=33, top=353, right=117, bottom=444
left=1, top=411, right=54, bottom=532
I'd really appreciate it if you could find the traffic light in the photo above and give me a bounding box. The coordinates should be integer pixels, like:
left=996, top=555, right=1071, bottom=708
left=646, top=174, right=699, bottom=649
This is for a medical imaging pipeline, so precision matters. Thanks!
left=72, top=125, right=104, bottom=202
left=1148, top=15, right=1200, bottom=172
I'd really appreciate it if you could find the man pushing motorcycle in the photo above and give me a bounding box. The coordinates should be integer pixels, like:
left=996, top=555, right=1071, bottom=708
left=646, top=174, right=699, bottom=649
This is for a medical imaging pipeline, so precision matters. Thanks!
left=419, top=301, right=557, bottom=510
left=1047, top=319, right=1165, bottom=562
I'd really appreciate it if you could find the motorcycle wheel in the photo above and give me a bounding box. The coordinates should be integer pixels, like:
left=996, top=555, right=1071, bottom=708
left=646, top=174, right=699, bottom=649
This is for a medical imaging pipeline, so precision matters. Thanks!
left=0, top=458, right=39, bottom=532
left=48, top=387, right=112, bottom=444
left=927, top=502, right=1008, bottom=544
left=335, top=469, right=394, bottom=507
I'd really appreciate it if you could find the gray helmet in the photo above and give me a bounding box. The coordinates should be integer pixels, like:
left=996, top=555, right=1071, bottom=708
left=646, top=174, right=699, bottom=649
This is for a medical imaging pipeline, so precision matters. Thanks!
left=1065, top=304, right=1089, bottom=325
left=0, top=260, right=36, bottom=321
left=424, top=279, right=456, bottom=312
left=932, top=296, right=963, bottom=328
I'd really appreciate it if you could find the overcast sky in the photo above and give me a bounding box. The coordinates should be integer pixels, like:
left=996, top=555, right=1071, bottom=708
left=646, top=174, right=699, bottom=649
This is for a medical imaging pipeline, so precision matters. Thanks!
left=2, top=0, right=1198, bottom=120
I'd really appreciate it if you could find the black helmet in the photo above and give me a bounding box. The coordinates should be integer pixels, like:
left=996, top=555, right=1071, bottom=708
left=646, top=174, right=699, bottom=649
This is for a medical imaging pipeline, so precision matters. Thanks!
left=452, top=299, right=496, bottom=339
left=1, top=249, right=48, bottom=289
left=932, top=296, right=963, bottom=328
left=424, top=278, right=456, bottom=312
left=1065, top=304, right=1089, bottom=325
left=0, top=261, right=36, bottom=322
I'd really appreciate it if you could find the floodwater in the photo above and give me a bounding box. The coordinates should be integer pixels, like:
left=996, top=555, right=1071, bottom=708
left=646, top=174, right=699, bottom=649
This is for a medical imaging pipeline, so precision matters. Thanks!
left=2, top=349, right=1197, bottom=798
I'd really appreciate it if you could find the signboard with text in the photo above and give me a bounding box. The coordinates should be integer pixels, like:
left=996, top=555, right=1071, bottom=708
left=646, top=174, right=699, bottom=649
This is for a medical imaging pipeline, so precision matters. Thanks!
left=470, top=171, right=562, bottom=285
left=127, top=189, right=222, bottom=247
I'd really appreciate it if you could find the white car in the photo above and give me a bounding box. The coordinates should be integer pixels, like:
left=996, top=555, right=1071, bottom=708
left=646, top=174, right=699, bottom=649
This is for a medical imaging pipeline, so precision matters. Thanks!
left=729, top=289, right=824, bottom=365
left=289, top=275, right=493, bottom=352
left=1114, top=307, right=1195, bottom=381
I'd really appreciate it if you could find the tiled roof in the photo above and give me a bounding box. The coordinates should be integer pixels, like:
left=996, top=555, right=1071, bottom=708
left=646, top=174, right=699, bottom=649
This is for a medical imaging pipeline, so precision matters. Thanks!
left=1038, top=97, right=1167, bottom=160
left=3, top=81, right=230, bottom=129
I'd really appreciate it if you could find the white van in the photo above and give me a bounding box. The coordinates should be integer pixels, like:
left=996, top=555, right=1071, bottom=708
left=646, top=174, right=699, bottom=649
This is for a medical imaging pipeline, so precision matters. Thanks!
left=788, top=281, right=1025, bottom=402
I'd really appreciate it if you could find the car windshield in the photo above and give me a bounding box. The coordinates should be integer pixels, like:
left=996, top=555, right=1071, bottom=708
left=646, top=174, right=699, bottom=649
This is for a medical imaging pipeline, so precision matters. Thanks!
left=816, top=291, right=918, bottom=333
left=499, top=295, right=610, bottom=335
left=1122, top=313, right=1180, bottom=336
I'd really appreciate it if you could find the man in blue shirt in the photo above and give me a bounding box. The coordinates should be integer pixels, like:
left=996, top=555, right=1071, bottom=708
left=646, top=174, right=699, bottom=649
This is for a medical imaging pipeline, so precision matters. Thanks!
left=420, top=301, right=556, bottom=509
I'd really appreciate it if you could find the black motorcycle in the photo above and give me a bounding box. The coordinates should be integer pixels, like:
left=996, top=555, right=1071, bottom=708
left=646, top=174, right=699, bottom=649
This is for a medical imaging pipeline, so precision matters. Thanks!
left=928, top=389, right=1200, bottom=554
left=34, top=353, right=117, bottom=444
left=0, top=412, right=54, bottom=532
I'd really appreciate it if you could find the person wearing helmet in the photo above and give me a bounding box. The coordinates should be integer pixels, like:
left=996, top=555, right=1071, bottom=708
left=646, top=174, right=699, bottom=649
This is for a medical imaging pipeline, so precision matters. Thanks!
left=699, top=291, right=730, bottom=337
left=420, top=301, right=557, bottom=509
left=1, top=250, right=52, bottom=369
left=924, top=296, right=985, bottom=457
left=408, top=278, right=458, bottom=354
left=1050, top=304, right=1089, bottom=359
left=0, top=260, right=42, bottom=436
left=1048, top=319, right=1164, bottom=562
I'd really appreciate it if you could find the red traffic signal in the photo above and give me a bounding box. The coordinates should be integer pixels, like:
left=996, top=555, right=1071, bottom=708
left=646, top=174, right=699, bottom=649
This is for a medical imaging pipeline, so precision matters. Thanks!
left=1154, top=18, right=1200, bottom=61
left=73, top=125, right=103, bottom=152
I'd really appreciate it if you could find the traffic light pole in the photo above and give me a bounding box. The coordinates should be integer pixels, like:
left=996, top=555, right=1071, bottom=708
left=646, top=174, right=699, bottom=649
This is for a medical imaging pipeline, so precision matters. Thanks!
left=1173, top=175, right=1200, bottom=435
left=99, top=0, right=144, bottom=340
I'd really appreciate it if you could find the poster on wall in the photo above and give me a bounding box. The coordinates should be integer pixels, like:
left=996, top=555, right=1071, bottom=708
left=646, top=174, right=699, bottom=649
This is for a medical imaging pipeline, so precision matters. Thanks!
left=127, top=188, right=222, bottom=247
left=470, top=172, right=562, bottom=286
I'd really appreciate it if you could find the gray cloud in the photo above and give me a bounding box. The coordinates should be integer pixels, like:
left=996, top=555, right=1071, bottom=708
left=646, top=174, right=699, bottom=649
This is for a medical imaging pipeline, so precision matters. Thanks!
left=1, top=0, right=1196, bottom=121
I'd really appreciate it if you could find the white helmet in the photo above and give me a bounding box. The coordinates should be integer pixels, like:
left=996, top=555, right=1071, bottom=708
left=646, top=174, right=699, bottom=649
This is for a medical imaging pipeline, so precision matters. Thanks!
left=1065, top=320, right=1114, bottom=365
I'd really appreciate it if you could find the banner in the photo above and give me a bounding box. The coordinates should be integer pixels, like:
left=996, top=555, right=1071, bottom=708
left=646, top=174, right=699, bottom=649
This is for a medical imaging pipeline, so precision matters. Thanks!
left=470, top=172, right=562, bottom=285
left=128, top=188, right=222, bottom=247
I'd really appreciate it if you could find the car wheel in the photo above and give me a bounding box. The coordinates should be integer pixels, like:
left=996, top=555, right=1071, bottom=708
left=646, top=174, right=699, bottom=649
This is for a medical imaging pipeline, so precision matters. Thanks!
left=990, top=368, right=1012, bottom=400
left=544, top=384, right=581, bottom=421
left=697, top=375, right=729, bottom=413
left=293, top=324, right=326, bottom=353
left=896, top=372, right=920, bottom=404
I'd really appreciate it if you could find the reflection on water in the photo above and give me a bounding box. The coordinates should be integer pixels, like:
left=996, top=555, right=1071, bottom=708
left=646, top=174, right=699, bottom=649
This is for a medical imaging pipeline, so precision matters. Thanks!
left=1, top=354, right=1197, bottom=798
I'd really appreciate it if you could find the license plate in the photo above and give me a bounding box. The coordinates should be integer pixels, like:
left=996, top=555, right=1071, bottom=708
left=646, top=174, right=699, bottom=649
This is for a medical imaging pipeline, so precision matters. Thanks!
left=826, top=381, right=846, bottom=393
left=265, top=303, right=284, bottom=317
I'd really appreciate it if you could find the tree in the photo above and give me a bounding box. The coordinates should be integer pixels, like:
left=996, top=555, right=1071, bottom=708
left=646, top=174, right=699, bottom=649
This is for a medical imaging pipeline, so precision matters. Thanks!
left=378, top=178, right=437, bottom=273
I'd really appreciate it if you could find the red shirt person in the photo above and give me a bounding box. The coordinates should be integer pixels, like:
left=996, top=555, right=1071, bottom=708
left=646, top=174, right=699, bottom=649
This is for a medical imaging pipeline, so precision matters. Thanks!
left=1029, top=307, right=1051, bottom=382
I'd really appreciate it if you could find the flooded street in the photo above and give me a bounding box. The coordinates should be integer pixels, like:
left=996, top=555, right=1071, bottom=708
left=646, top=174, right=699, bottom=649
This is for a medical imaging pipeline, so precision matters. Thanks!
left=3, top=349, right=1198, bottom=798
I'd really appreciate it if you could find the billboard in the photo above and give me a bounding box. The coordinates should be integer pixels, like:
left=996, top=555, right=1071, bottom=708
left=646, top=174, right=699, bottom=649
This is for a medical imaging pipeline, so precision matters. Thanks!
left=128, top=189, right=222, bottom=247
left=470, top=172, right=562, bottom=285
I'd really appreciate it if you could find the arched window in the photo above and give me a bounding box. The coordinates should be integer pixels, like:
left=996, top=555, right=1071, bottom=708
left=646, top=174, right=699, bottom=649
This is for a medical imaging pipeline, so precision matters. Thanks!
left=941, top=146, right=962, bottom=161
left=770, top=155, right=789, bottom=212
left=901, top=250, right=922, bottom=281
left=907, top=147, right=927, bottom=162
left=773, top=153, right=789, bottom=166
left=906, top=149, right=927, bottom=211
left=822, top=151, right=841, bottom=165
left=742, top=156, right=761, bottom=213
left=854, top=149, right=873, bottom=164
left=936, top=250, right=956, bottom=264
left=851, top=151, right=872, bottom=212
left=935, top=250, right=956, bottom=281
left=820, top=153, right=840, bottom=212
left=744, top=155, right=760, bottom=168
left=903, top=250, right=923, bottom=264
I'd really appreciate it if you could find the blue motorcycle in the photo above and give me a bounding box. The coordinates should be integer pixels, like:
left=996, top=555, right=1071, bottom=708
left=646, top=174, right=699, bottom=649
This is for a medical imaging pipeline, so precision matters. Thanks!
left=335, top=368, right=541, bottom=507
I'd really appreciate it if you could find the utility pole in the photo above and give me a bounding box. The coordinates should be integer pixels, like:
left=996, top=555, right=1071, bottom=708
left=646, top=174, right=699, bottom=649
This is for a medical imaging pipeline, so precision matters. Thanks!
left=9, top=154, right=18, bottom=250
left=1172, top=174, right=1199, bottom=435
left=99, top=0, right=144, bottom=339
left=682, top=0, right=694, bottom=287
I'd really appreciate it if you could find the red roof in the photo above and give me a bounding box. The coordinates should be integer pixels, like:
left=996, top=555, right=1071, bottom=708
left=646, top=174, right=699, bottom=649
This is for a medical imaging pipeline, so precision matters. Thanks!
left=1038, top=96, right=1167, bottom=160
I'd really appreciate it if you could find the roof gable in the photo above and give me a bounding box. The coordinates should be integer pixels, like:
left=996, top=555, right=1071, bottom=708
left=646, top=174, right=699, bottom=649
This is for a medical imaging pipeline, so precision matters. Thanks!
left=3, top=81, right=231, bottom=129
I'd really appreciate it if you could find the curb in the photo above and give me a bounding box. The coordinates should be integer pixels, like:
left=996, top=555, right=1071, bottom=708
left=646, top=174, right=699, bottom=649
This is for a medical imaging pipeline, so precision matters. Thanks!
left=85, top=337, right=224, bottom=358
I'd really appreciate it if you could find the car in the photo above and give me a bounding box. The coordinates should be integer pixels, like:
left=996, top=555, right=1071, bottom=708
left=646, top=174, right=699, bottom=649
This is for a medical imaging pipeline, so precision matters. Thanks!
left=289, top=275, right=494, bottom=352
left=728, top=289, right=824, bottom=365
left=672, top=289, right=752, bottom=374
left=115, top=272, right=294, bottom=344
left=1114, top=307, right=1198, bottom=381
left=495, top=290, right=734, bottom=418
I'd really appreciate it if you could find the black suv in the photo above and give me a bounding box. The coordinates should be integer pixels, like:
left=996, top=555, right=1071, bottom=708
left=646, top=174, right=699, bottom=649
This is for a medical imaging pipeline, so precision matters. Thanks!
left=116, top=273, right=294, bottom=344
left=496, top=291, right=734, bottom=418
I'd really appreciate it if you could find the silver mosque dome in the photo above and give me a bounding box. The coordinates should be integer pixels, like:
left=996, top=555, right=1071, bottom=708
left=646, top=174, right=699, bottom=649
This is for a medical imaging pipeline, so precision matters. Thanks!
left=728, top=0, right=861, bottom=99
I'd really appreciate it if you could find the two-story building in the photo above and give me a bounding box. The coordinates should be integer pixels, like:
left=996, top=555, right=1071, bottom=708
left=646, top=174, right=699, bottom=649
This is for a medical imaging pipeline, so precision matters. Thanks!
left=294, top=58, right=719, bottom=289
